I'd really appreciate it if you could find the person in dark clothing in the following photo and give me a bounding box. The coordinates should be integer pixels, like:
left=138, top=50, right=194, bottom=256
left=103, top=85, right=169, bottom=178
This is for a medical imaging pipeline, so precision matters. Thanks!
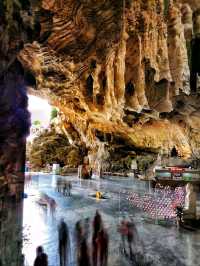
left=175, top=205, right=183, bottom=228
left=75, top=220, right=91, bottom=266
left=34, top=246, right=48, bottom=266
left=127, top=220, right=140, bottom=262
left=118, top=220, right=128, bottom=255
left=58, top=219, right=69, bottom=266
left=93, top=211, right=102, bottom=237
left=92, top=210, right=103, bottom=266
left=127, top=221, right=134, bottom=259
left=75, top=220, right=83, bottom=265
left=79, top=237, right=91, bottom=266
left=98, top=228, right=109, bottom=266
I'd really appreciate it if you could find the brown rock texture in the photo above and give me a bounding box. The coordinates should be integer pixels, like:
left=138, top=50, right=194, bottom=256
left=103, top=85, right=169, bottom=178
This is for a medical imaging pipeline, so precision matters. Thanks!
left=28, top=126, right=85, bottom=170
left=1, top=0, right=200, bottom=173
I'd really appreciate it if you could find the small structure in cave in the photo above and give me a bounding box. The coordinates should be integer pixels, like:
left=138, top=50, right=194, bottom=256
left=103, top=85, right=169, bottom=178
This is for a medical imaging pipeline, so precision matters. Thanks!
left=184, top=183, right=197, bottom=219
left=78, top=157, right=92, bottom=179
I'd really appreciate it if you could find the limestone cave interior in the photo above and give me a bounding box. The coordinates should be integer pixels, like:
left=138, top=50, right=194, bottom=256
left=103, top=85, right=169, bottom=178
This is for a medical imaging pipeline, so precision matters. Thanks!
left=1, top=0, right=200, bottom=265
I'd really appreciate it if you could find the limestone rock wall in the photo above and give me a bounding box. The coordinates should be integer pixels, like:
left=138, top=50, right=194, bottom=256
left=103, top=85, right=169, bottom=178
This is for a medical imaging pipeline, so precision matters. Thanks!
left=1, top=0, right=200, bottom=171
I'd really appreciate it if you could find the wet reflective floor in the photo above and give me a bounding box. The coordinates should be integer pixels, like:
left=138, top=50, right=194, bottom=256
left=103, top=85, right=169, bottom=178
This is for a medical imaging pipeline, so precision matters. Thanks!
left=22, top=174, right=200, bottom=266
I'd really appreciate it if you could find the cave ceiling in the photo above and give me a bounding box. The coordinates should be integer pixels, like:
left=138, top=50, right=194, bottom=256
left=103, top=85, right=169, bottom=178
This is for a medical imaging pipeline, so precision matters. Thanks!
left=1, top=0, right=200, bottom=158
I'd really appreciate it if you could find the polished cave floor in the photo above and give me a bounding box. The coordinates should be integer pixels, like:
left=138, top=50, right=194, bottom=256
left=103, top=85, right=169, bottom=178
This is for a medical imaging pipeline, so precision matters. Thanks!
left=22, top=174, right=200, bottom=266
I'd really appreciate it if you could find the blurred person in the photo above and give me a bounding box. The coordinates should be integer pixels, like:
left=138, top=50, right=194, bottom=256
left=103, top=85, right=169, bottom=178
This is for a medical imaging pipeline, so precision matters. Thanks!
left=34, top=246, right=48, bottom=266
left=75, top=219, right=91, bottom=266
left=175, top=205, right=183, bottom=228
left=118, top=220, right=128, bottom=255
left=98, top=228, right=109, bottom=266
left=92, top=210, right=103, bottom=266
left=58, top=219, right=69, bottom=266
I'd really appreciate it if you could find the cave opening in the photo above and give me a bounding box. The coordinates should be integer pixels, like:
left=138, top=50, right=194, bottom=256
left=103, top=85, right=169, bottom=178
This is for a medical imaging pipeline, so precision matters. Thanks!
left=190, top=37, right=200, bottom=91
left=96, top=93, right=105, bottom=105
left=99, top=71, right=107, bottom=90
left=27, top=95, right=52, bottom=141
left=125, top=81, right=134, bottom=96
left=27, top=95, right=61, bottom=169
left=86, top=74, right=94, bottom=99
left=96, top=71, right=107, bottom=106
left=171, top=146, right=179, bottom=157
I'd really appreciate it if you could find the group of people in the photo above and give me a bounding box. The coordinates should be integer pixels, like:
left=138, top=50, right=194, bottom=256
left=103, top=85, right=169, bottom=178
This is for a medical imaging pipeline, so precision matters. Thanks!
left=33, top=214, right=145, bottom=266
left=58, top=211, right=109, bottom=266
left=34, top=211, right=109, bottom=266
left=56, top=178, right=72, bottom=197
left=91, top=211, right=108, bottom=266
left=74, top=211, right=109, bottom=266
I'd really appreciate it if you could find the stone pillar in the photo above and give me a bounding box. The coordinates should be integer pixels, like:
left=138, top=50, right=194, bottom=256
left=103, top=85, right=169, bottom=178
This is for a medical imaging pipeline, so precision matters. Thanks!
left=131, top=159, right=138, bottom=178
left=0, top=62, right=30, bottom=199
left=78, top=165, right=83, bottom=178
left=0, top=61, right=30, bottom=265
left=0, top=198, right=23, bottom=266
left=184, top=183, right=197, bottom=219
left=97, top=162, right=102, bottom=179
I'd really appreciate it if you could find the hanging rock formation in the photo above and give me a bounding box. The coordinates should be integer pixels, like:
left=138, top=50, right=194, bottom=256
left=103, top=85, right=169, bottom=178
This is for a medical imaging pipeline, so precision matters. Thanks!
left=1, top=0, right=200, bottom=174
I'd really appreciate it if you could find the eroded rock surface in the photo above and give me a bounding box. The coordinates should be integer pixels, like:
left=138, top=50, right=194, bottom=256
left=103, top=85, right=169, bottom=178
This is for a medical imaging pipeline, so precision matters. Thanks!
left=1, top=0, right=200, bottom=173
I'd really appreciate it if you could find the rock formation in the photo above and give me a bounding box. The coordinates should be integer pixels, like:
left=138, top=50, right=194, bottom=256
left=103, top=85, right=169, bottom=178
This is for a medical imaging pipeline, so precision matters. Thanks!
left=28, top=126, right=85, bottom=170
left=1, top=0, right=200, bottom=176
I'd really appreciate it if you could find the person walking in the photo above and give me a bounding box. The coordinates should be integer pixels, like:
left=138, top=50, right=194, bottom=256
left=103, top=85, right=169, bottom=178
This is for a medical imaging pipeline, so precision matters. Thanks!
left=98, top=228, right=109, bottom=266
left=79, top=236, right=91, bottom=266
left=118, top=220, right=128, bottom=255
left=92, top=210, right=103, bottom=266
left=58, top=219, right=69, bottom=266
left=75, top=220, right=91, bottom=266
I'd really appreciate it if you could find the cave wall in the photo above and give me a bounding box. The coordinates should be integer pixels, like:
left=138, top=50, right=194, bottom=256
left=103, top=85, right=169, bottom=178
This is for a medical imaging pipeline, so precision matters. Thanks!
left=16, top=0, right=200, bottom=164
left=0, top=61, right=30, bottom=195
left=0, top=2, right=31, bottom=265
left=0, top=59, right=29, bottom=266
left=0, top=0, right=32, bottom=194
left=1, top=0, right=200, bottom=173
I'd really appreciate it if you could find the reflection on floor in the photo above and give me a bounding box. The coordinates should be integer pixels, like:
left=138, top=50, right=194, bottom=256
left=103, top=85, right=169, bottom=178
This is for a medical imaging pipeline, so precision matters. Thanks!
left=21, top=174, right=200, bottom=266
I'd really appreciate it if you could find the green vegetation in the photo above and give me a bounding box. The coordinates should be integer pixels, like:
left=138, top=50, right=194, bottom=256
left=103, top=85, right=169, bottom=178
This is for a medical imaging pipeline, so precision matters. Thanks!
left=136, top=154, right=156, bottom=172
left=33, top=120, right=41, bottom=126
left=163, top=0, right=169, bottom=16
left=50, top=107, right=58, bottom=120
left=29, top=127, right=83, bottom=170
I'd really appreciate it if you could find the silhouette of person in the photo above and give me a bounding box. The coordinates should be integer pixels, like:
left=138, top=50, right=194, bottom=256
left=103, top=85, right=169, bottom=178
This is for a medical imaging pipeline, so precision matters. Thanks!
left=79, top=237, right=91, bottom=266
left=92, top=210, right=103, bottom=266
left=58, top=219, right=69, bottom=266
left=34, top=246, right=48, bottom=266
left=118, top=220, right=128, bottom=255
left=98, top=228, right=109, bottom=266
left=75, top=219, right=91, bottom=266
